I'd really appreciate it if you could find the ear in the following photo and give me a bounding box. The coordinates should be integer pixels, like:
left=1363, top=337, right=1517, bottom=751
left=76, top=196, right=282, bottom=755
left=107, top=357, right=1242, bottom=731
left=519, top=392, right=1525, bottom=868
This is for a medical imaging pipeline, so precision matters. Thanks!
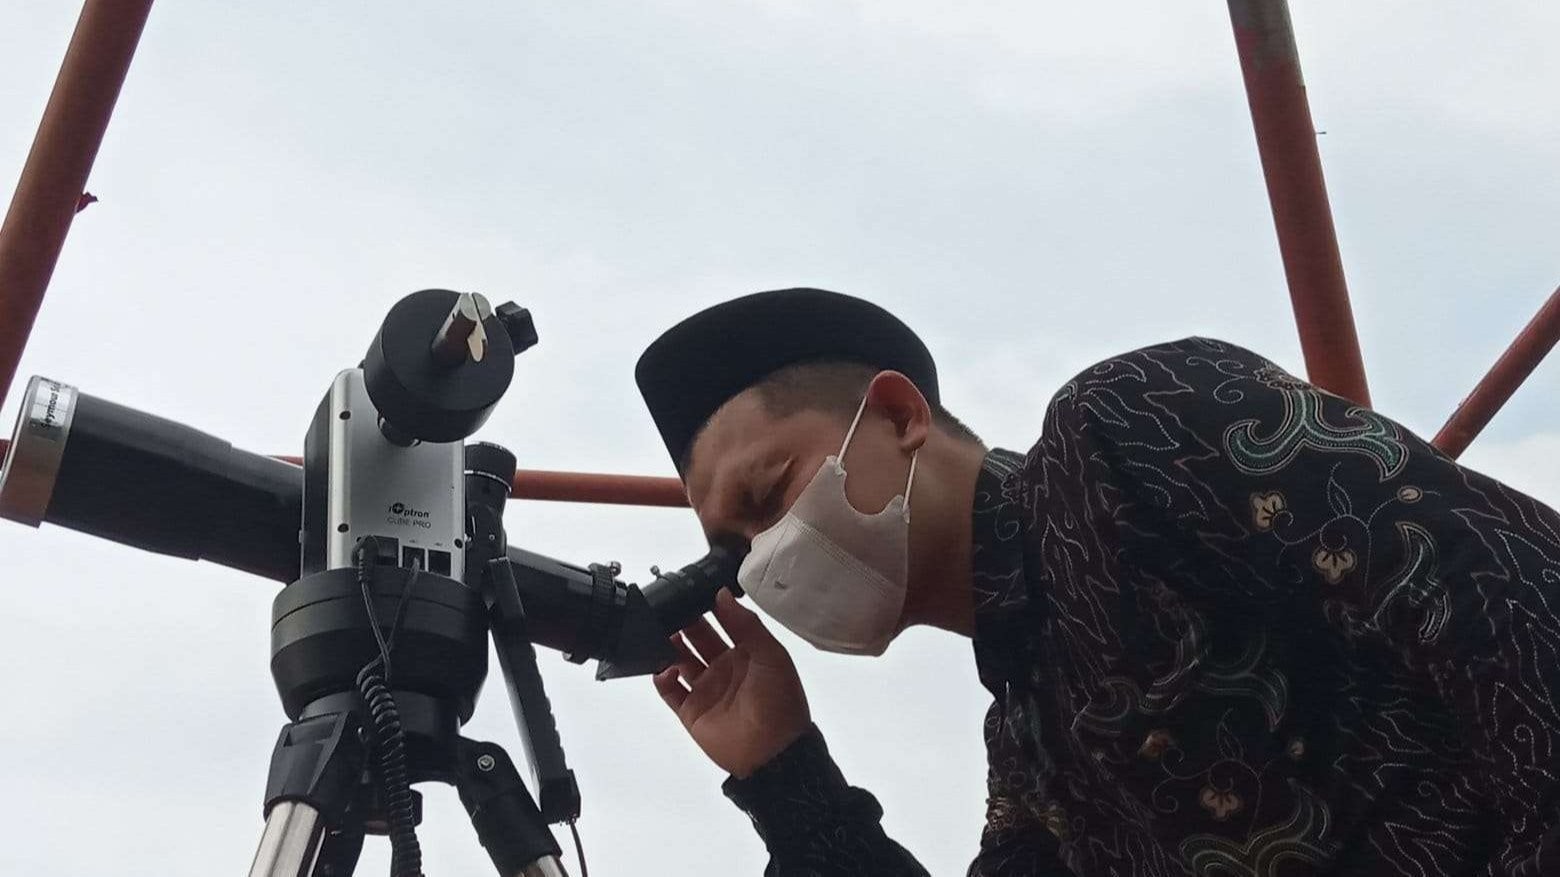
left=864, top=370, right=931, bottom=454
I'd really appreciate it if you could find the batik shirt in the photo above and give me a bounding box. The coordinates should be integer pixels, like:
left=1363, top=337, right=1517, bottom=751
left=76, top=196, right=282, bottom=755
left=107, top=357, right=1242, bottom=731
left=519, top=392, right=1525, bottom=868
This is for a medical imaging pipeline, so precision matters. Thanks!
left=722, top=338, right=1560, bottom=876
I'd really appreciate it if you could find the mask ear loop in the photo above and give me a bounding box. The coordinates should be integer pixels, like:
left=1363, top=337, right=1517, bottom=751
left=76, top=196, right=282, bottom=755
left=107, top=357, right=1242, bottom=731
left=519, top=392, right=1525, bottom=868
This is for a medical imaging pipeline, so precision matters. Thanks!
left=836, top=395, right=871, bottom=469
left=840, top=394, right=920, bottom=522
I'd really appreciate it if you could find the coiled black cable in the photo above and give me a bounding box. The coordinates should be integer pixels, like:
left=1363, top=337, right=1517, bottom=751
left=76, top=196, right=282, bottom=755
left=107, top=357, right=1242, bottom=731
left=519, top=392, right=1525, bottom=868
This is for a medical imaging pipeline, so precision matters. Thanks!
left=356, top=663, right=421, bottom=876
left=354, top=538, right=424, bottom=877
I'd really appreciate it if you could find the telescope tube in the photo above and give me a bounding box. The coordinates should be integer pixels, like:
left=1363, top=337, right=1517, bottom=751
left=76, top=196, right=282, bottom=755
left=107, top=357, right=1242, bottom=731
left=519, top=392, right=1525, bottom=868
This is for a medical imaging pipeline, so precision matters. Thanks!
left=0, top=376, right=303, bottom=582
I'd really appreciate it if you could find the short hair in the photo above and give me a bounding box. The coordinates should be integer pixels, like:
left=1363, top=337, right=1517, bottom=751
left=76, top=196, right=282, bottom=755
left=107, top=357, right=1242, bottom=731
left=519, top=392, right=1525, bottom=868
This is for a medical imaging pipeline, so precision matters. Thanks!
left=752, top=360, right=983, bottom=446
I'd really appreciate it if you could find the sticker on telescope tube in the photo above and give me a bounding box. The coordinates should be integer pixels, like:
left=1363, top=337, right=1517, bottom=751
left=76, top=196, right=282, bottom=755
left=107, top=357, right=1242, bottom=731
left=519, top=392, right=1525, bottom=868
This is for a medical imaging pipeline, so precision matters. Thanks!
left=27, top=380, right=74, bottom=441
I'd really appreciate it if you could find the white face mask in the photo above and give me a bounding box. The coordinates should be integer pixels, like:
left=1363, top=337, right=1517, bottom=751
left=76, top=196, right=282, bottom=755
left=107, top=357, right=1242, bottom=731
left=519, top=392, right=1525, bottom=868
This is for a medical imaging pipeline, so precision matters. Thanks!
left=736, top=396, right=918, bottom=656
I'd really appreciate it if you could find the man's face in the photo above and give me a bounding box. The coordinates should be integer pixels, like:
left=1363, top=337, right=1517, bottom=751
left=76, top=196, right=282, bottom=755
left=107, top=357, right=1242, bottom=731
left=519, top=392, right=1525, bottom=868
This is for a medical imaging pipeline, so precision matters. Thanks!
left=683, top=387, right=915, bottom=551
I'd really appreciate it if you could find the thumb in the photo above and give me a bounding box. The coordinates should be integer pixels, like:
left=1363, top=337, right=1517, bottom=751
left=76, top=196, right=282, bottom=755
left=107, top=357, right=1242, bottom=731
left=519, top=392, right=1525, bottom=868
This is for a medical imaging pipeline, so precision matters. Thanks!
left=712, top=588, right=772, bottom=645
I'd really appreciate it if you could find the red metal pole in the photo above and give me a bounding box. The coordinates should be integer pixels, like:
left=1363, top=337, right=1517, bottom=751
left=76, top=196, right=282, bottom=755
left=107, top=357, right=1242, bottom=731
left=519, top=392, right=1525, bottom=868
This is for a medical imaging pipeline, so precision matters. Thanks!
left=272, top=455, right=688, bottom=506
left=0, top=0, right=154, bottom=411
left=1228, top=0, right=1372, bottom=406
left=1432, top=286, right=1560, bottom=459
left=509, top=468, right=687, bottom=506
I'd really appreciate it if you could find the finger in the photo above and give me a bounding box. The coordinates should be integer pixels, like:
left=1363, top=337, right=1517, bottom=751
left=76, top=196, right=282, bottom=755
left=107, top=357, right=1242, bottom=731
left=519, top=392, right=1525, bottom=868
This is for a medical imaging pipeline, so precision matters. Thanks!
left=682, top=617, right=730, bottom=664
left=671, top=634, right=706, bottom=684
left=711, top=648, right=752, bottom=716
left=652, top=668, right=687, bottom=712
left=712, top=588, right=772, bottom=645
left=680, top=651, right=737, bottom=719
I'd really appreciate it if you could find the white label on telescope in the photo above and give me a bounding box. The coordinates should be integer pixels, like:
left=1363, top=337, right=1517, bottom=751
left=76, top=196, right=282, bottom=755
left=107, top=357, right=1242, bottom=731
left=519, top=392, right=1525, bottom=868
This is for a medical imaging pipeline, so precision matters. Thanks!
left=0, top=376, right=79, bottom=526
left=27, top=379, right=75, bottom=440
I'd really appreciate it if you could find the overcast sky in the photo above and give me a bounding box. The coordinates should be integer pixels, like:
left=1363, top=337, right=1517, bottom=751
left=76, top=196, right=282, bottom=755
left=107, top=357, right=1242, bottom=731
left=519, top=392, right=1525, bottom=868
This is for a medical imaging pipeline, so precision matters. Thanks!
left=1, top=3, right=1557, bottom=875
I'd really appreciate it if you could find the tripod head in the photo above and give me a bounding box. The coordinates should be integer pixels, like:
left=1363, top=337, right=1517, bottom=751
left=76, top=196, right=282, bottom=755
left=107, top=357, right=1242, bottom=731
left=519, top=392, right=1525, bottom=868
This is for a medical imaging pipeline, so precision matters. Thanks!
left=0, top=289, right=743, bottom=877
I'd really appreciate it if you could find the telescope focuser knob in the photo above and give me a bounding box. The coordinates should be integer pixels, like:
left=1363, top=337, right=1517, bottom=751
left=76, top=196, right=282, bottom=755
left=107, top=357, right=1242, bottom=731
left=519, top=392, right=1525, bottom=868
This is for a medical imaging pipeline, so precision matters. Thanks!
left=495, top=303, right=538, bottom=356
left=465, top=441, right=518, bottom=485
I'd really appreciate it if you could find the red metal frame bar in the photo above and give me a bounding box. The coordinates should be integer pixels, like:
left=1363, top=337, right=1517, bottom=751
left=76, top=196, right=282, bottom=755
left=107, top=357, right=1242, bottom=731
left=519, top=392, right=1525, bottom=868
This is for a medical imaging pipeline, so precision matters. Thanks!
left=0, top=0, right=155, bottom=408
left=277, top=456, right=686, bottom=507
left=1432, top=287, right=1560, bottom=459
left=1227, top=0, right=1372, bottom=407
left=505, top=468, right=687, bottom=506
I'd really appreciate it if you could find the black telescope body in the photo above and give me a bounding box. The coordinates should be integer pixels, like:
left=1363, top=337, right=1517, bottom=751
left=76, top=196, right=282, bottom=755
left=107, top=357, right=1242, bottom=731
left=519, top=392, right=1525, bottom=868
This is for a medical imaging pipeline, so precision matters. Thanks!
left=0, top=378, right=739, bottom=677
left=0, top=376, right=303, bottom=583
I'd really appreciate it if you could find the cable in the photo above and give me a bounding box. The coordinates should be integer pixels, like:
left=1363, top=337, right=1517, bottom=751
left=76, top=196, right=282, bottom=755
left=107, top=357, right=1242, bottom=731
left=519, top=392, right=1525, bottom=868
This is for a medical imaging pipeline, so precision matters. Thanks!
left=384, top=559, right=420, bottom=659
left=355, top=538, right=395, bottom=679
left=355, top=663, right=421, bottom=877
left=568, top=820, right=588, bottom=877
left=353, top=539, right=424, bottom=876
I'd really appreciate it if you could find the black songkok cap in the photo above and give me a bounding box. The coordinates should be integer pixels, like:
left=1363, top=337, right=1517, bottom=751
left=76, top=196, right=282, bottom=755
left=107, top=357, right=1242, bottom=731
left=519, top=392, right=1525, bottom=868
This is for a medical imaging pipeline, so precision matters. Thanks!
left=635, top=288, right=939, bottom=473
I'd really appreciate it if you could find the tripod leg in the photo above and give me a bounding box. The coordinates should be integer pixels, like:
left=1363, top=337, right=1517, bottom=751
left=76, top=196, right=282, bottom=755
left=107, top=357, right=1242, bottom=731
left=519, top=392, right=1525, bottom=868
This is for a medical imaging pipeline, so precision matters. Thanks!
left=249, top=714, right=365, bottom=877
left=251, top=801, right=327, bottom=877
left=454, top=737, right=568, bottom=877
left=312, top=824, right=366, bottom=877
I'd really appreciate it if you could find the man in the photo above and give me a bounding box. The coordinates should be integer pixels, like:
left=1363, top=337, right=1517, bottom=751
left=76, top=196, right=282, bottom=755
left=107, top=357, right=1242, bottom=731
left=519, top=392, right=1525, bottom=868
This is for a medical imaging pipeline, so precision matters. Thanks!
left=633, top=287, right=1560, bottom=876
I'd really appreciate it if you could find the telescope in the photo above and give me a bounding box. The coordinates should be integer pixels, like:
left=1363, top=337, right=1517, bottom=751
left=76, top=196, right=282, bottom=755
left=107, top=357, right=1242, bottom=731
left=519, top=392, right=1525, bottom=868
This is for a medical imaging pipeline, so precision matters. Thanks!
left=0, top=289, right=741, bottom=877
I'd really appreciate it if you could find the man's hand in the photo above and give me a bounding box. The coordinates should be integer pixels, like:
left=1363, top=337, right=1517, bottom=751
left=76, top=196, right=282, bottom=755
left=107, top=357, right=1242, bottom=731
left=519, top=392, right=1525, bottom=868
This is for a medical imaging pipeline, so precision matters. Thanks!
left=652, top=589, right=811, bottom=779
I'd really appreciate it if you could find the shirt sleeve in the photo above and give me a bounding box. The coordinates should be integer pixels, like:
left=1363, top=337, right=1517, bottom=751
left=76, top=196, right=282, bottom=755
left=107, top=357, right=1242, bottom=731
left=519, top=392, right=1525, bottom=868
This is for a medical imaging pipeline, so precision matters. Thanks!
left=1052, top=337, right=1560, bottom=876
left=722, top=724, right=929, bottom=876
left=967, top=702, right=1073, bottom=876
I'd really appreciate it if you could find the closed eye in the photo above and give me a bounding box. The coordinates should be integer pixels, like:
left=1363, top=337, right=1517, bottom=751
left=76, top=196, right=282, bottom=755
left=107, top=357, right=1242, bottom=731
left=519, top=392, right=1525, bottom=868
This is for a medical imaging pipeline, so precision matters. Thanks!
left=744, top=481, right=780, bottom=520
left=747, top=457, right=795, bottom=529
